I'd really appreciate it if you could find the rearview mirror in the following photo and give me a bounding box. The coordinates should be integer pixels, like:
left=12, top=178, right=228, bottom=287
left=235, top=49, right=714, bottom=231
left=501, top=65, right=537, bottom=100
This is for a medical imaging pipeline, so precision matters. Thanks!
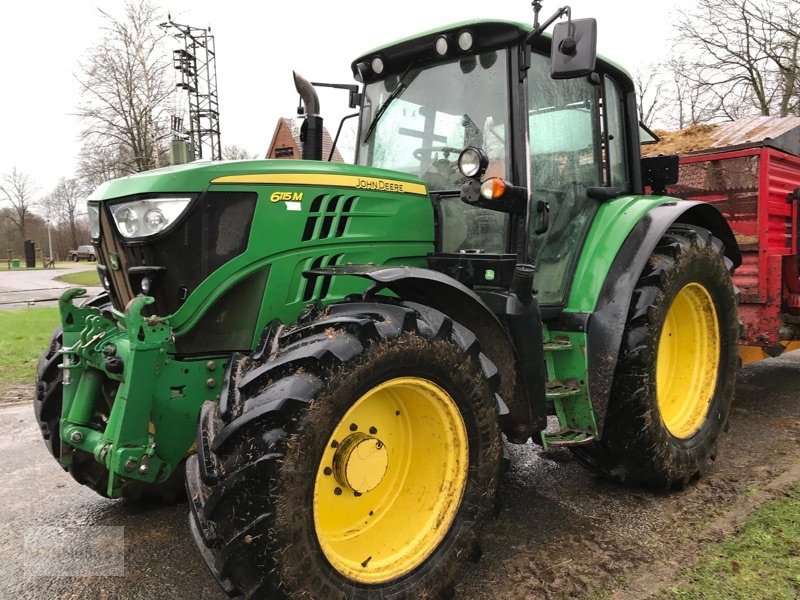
left=550, top=18, right=597, bottom=79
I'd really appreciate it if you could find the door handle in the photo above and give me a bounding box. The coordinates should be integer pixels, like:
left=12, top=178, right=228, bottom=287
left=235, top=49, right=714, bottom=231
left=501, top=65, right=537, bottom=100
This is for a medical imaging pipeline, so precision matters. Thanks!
left=535, top=200, right=550, bottom=234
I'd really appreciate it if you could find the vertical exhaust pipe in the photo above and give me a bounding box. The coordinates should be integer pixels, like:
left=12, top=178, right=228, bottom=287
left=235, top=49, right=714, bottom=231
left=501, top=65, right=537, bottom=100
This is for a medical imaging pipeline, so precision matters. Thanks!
left=293, top=71, right=323, bottom=161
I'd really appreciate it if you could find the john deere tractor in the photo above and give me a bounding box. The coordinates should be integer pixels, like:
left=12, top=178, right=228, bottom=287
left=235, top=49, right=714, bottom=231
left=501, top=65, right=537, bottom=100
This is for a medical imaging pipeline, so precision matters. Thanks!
left=35, top=6, right=740, bottom=599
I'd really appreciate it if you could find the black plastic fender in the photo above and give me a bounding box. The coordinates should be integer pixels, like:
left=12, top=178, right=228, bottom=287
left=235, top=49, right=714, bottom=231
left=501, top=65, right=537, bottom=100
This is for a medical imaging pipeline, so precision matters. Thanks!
left=305, top=265, right=538, bottom=438
left=587, top=201, right=740, bottom=434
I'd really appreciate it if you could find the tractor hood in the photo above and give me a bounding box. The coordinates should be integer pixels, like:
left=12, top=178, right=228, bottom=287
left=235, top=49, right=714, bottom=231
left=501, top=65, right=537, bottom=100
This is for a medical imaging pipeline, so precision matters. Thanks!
left=88, top=159, right=428, bottom=201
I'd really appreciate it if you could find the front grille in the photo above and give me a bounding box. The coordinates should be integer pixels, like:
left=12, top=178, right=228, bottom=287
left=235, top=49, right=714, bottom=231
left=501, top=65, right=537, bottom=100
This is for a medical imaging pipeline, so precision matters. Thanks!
left=99, top=191, right=257, bottom=316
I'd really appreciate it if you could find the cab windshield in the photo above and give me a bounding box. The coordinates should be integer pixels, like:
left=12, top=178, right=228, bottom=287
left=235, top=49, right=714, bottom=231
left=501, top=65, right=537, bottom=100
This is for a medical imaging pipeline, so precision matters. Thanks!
left=357, top=49, right=510, bottom=191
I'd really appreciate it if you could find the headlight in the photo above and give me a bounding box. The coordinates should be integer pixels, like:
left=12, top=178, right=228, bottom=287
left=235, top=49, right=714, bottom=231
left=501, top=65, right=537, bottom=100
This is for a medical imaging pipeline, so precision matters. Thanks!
left=458, top=147, right=488, bottom=179
left=87, top=204, right=101, bottom=238
left=110, top=196, right=193, bottom=239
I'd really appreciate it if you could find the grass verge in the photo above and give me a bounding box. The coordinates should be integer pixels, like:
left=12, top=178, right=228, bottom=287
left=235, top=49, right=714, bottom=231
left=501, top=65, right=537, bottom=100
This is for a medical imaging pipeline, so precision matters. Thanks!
left=657, top=482, right=800, bottom=600
left=57, top=270, right=100, bottom=286
left=0, top=307, right=59, bottom=391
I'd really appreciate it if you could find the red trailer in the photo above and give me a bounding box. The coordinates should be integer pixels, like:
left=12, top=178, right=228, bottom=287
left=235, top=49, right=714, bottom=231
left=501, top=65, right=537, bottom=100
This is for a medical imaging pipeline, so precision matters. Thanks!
left=657, top=116, right=800, bottom=364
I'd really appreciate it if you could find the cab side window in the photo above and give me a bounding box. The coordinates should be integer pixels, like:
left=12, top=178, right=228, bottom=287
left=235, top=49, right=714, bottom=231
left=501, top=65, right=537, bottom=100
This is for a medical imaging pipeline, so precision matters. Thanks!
left=605, top=76, right=629, bottom=191
left=529, top=55, right=601, bottom=191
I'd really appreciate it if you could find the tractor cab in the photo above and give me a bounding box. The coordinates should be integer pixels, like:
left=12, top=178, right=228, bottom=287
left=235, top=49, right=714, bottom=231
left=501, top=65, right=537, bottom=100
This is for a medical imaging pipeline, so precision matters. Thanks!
left=352, top=18, right=636, bottom=309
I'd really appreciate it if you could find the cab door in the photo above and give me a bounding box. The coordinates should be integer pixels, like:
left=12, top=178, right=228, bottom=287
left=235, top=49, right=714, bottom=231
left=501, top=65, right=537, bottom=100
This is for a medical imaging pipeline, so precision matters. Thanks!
left=526, top=52, right=604, bottom=306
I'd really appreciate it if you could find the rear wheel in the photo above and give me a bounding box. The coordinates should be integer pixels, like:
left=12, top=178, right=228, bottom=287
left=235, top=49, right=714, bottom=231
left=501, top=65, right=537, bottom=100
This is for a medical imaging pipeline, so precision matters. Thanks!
left=187, top=301, right=502, bottom=599
left=573, top=226, right=739, bottom=489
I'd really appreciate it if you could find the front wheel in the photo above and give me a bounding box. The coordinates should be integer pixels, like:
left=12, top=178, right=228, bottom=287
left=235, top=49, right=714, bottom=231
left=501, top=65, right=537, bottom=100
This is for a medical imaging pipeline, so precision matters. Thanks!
left=573, top=225, right=739, bottom=489
left=187, top=301, right=502, bottom=599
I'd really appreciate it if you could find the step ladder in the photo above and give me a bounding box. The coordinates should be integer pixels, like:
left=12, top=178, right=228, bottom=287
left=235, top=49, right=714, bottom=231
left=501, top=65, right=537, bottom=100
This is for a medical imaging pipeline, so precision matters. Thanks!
left=540, top=335, right=598, bottom=449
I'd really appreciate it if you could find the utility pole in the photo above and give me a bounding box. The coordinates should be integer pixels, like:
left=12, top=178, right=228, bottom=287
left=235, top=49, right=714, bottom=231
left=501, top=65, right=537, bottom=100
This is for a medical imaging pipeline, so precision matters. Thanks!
left=46, top=218, right=52, bottom=262
left=161, top=16, right=222, bottom=161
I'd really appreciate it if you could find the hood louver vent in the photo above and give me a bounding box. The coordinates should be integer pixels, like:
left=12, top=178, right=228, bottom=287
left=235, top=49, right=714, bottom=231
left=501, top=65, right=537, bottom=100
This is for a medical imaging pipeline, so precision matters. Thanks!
left=302, top=254, right=344, bottom=302
left=302, top=194, right=357, bottom=242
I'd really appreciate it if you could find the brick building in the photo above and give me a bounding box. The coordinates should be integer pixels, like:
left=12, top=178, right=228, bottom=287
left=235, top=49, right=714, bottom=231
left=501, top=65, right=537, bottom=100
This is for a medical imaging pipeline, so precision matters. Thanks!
left=266, top=117, right=344, bottom=162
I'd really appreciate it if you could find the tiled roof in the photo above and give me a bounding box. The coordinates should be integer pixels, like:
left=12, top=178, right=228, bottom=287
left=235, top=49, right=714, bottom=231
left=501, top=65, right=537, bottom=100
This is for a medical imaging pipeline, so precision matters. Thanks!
left=266, top=117, right=344, bottom=162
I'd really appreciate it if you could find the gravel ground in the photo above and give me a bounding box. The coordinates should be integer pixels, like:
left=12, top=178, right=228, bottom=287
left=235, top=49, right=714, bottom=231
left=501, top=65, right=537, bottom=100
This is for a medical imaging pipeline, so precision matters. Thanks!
left=0, top=351, right=797, bottom=599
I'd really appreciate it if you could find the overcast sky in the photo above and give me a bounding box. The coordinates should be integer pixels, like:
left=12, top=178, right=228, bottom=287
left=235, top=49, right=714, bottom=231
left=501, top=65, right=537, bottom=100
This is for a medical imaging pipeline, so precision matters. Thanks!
left=0, top=0, right=691, bottom=196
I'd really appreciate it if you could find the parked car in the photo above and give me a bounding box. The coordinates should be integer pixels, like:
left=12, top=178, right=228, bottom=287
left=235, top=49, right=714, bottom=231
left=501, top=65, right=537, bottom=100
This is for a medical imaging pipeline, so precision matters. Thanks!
left=69, top=245, right=96, bottom=261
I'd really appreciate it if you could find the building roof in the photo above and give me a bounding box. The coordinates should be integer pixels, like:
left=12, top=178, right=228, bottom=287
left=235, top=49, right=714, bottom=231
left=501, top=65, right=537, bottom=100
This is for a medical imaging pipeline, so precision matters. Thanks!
left=266, top=117, right=345, bottom=162
left=645, top=115, right=800, bottom=158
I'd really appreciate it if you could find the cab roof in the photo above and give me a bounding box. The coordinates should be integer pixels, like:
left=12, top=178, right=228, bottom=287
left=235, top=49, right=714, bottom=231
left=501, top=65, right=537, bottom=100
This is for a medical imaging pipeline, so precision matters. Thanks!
left=351, top=18, right=631, bottom=85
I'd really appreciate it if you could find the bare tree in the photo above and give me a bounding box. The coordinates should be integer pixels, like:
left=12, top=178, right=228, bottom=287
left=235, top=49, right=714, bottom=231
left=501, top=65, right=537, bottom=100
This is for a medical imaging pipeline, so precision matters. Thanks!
left=754, top=0, right=800, bottom=116
left=662, top=56, right=721, bottom=129
left=77, top=145, right=130, bottom=190
left=675, top=0, right=800, bottom=119
left=222, top=144, right=257, bottom=160
left=41, top=178, right=85, bottom=250
left=77, top=1, right=173, bottom=176
left=634, top=66, right=665, bottom=129
left=0, top=167, right=38, bottom=243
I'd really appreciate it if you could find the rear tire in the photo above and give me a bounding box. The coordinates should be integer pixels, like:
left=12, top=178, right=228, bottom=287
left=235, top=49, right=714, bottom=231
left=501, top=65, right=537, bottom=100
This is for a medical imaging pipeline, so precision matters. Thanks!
left=187, top=301, right=502, bottom=599
left=572, top=225, right=738, bottom=489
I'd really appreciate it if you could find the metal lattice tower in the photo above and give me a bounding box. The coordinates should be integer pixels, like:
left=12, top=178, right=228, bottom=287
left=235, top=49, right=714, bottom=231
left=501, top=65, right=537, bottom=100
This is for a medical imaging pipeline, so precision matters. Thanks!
left=162, top=17, right=222, bottom=161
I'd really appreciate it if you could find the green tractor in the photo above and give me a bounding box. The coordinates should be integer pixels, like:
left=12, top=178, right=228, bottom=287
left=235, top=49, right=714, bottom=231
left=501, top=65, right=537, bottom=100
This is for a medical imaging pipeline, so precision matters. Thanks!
left=35, top=6, right=741, bottom=599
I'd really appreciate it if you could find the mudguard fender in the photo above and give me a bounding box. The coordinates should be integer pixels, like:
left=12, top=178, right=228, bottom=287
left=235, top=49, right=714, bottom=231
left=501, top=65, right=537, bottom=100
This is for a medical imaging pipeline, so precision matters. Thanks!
left=587, top=201, right=740, bottom=433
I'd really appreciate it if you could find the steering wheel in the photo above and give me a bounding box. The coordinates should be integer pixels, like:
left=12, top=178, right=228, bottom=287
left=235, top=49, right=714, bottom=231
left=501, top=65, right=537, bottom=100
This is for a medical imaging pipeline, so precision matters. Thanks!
left=413, top=146, right=462, bottom=161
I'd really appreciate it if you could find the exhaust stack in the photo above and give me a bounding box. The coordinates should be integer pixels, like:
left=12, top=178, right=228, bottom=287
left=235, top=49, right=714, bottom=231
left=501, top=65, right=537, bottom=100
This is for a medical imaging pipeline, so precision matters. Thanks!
left=293, top=71, right=323, bottom=161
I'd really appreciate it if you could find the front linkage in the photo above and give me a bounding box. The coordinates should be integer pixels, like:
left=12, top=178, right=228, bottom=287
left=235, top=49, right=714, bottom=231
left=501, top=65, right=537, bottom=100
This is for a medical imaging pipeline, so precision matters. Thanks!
left=55, top=288, right=224, bottom=498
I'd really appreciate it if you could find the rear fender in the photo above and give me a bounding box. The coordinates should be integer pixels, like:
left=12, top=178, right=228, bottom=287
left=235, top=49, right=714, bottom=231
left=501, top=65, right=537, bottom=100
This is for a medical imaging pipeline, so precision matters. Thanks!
left=583, top=200, right=740, bottom=433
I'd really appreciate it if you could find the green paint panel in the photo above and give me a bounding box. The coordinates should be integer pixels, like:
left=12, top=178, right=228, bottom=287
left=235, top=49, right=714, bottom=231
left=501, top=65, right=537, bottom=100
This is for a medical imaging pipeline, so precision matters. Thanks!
left=566, top=194, right=670, bottom=313
left=167, top=181, right=434, bottom=337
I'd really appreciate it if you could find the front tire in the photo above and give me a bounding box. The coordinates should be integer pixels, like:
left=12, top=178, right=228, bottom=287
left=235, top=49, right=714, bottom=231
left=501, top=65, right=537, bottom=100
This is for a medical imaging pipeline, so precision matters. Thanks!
left=187, top=301, right=502, bottom=599
left=573, top=225, right=739, bottom=489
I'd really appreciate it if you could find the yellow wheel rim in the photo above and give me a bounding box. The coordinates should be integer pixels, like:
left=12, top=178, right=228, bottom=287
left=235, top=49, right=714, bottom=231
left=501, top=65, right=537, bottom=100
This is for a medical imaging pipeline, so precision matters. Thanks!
left=313, top=377, right=469, bottom=584
left=656, top=282, right=720, bottom=439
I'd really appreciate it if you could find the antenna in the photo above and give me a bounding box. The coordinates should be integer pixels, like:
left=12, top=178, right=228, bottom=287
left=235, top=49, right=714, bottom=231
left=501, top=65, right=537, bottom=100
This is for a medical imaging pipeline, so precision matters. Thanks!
left=532, top=0, right=544, bottom=29
left=161, top=17, right=222, bottom=161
